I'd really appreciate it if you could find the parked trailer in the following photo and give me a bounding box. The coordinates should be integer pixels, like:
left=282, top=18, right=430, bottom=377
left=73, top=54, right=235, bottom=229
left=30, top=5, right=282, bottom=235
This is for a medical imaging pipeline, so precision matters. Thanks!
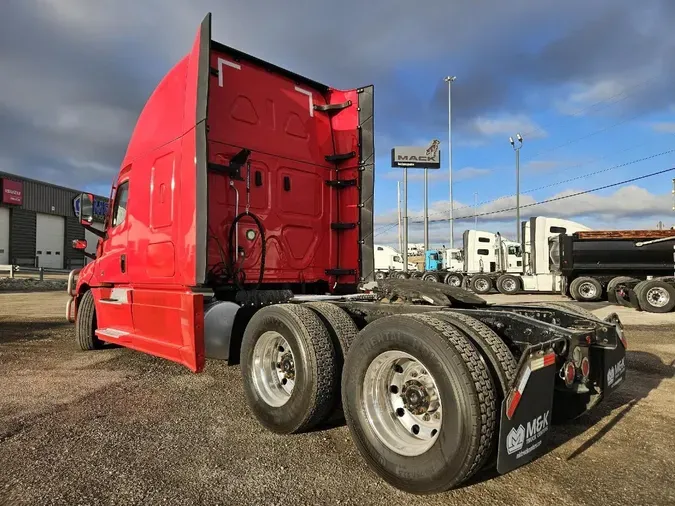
left=609, top=234, right=675, bottom=313
left=64, top=14, right=626, bottom=495
left=550, top=229, right=675, bottom=304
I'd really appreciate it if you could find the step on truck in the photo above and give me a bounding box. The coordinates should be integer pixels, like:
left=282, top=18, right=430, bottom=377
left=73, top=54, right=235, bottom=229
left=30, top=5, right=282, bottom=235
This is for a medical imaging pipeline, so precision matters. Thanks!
left=65, top=13, right=627, bottom=495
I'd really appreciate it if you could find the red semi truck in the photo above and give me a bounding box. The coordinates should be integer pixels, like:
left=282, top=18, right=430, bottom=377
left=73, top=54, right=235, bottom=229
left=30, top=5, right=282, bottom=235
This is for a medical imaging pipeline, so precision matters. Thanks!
left=65, top=13, right=627, bottom=495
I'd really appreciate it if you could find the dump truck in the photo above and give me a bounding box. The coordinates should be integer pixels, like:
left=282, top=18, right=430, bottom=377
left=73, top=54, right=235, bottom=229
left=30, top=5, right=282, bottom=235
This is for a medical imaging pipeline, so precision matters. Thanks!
left=550, top=229, right=675, bottom=309
left=64, top=13, right=627, bottom=495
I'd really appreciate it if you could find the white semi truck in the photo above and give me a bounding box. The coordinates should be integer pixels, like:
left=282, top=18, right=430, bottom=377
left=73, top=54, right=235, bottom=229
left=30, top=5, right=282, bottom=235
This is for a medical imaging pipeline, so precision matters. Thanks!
left=420, top=230, right=524, bottom=286
left=463, top=217, right=591, bottom=294
left=374, top=244, right=418, bottom=279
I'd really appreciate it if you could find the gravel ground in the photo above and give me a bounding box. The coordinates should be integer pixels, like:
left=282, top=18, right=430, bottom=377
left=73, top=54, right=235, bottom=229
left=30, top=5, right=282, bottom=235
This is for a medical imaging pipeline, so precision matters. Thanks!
left=0, top=277, right=68, bottom=292
left=0, top=292, right=674, bottom=506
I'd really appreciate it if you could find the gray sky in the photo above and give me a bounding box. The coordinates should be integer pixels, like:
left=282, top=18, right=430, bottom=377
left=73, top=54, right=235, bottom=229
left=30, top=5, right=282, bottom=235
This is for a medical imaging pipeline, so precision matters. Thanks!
left=1, top=1, right=674, bottom=239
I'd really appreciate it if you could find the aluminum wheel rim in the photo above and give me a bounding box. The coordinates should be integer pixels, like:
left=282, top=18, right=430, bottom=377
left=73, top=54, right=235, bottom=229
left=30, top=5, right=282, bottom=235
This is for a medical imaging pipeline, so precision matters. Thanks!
left=362, top=350, right=442, bottom=457
left=475, top=279, right=490, bottom=292
left=502, top=278, right=517, bottom=292
left=579, top=282, right=597, bottom=299
left=251, top=331, right=296, bottom=407
left=646, top=287, right=670, bottom=308
left=425, top=275, right=437, bottom=282
left=448, top=276, right=460, bottom=287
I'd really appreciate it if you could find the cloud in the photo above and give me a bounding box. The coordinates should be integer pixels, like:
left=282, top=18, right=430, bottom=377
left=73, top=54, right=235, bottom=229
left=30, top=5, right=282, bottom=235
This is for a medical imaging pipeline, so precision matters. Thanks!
left=374, top=185, right=674, bottom=246
left=465, top=114, right=548, bottom=140
left=381, top=166, right=490, bottom=182
left=555, top=79, right=630, bottom=115
left=651, top=122, right=675, bottom=134
left=376, top=185, right=671, bottom=227
left=1, top=0, right=675, bottom=194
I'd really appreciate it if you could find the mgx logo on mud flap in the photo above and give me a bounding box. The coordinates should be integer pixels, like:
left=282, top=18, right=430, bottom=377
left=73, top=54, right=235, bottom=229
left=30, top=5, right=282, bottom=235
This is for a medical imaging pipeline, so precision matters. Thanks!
left=525, top=411, right=550, bottom=444
left=607, top=357, right=626, bottom=388
left=506, top=425, right=525, bottom=454
left=506, top=410, right=551, bottom=458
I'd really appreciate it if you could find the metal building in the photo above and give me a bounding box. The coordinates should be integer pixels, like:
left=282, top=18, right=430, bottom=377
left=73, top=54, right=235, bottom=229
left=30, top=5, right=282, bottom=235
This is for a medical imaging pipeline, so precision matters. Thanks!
left=0, top=171, right=109, bottom=270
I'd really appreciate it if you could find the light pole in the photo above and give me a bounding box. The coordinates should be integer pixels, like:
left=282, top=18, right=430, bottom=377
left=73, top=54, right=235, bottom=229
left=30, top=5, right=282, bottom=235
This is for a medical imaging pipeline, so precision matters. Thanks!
left=474, top=192, right=478, bottom=229
left=397, top=181, right=402, bottom=253
left=424, top=168, right=429, bottom=254
left=509, top=133, right=523, bottom=243
left=444, top=75, right=456, bottom=248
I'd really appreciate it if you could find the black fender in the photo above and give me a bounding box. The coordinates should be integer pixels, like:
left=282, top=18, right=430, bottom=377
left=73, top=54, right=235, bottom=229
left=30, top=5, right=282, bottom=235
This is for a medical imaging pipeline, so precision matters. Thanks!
left=204, top=300, right=259, bottom=363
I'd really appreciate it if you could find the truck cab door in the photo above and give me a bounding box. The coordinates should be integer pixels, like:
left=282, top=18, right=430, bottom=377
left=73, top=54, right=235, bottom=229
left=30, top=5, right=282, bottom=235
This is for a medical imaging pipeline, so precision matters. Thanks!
left=96, top=178, right=130, bottom=284
left=92, top=176, right=135, bottom=341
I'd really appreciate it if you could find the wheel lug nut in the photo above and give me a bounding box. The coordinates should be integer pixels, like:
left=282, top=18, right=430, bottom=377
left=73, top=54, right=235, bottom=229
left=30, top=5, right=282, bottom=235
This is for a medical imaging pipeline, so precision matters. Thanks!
left=434, top=412, right=441, bottom=420
left=423, top=414, right=431, bottom=421
left=411, top=372, right=418, bottom=378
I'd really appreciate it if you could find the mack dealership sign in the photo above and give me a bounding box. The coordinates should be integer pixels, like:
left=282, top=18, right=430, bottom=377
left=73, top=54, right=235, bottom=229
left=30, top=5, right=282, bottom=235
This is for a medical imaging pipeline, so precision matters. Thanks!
left=391, top=139, right=442, bottom=169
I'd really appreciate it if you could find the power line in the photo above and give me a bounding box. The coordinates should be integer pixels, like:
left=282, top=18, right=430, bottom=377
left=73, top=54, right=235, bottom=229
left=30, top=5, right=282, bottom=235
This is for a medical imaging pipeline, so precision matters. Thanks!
left=374, top=166, right=675, bottom=238
left=451, top=133, right=671, bottom=189
left=382, top=147, right=675, bottom=224
left=425, top=166, right=675, bottom=223
left=526, top=106, right=655, bottom=160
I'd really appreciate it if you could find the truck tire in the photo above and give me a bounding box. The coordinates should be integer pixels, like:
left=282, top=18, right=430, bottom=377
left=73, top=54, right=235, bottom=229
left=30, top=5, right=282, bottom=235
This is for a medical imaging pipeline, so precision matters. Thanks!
left=606, top=276, right=633, bottom=304
left=443, top=272, right=463, bottom=287
left=630, top=280, right=649, bottom=310
left=75, top=290, right=103, bottom=351
left=342, top=314, right=497, bottom=494
left=470, top=274, right=493, bottom=294
left=636, top=280, right=675, bottom=313
left=570, top=276, right=602, bottom=302
left=428, top=312, right=516, bottom=398
left=411, top=272, right=422, bottom=279
left=422, top=272, right=440, bottom=283
left=375, top=271, right=386, bottom=280
left=303, top=301, right=358, bottom=415
left=240, top=304, right=339, bottom=434
left=496, top=274, right=521, bottom=295
left=394, top=271, right=409, bottom=279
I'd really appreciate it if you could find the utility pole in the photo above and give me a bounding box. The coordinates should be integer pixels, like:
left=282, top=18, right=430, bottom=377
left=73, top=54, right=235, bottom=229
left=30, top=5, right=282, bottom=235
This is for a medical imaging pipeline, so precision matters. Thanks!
left=474, top=192, right=478, bottom=229
left=424, top=168, right=429, bottom=253
left=509, top=133, right=524, bottom=243
left=403, top=168, right=409, bottom=273
left=397, top=181, right=402, bottom=253
left=444, top=76, right=456, bottom=248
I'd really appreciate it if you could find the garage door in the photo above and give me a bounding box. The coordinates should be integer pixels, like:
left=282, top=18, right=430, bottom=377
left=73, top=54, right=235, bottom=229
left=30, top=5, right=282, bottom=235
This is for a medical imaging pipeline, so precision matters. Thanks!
left=0, top=207, right=8, bottom=265
left=36, top=213, right=65, bottom=269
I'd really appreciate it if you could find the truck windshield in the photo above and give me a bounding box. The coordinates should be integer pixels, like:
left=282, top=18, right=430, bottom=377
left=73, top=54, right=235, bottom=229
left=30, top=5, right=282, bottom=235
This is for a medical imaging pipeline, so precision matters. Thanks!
left=507, top=246, right=522, bottom=257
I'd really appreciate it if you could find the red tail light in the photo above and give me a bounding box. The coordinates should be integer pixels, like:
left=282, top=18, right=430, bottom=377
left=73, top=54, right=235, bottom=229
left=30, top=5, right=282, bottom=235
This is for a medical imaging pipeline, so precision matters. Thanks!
left=563, top=362, right=576, bottom=385
left=580, top=356, right=590, bottom=378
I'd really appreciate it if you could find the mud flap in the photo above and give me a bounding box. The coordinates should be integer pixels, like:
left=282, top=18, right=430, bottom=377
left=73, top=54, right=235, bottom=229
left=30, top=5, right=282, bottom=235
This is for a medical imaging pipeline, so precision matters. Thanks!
left=599, top=338, right=627, bottom=396
left=497, top=351, right=557, bottom=474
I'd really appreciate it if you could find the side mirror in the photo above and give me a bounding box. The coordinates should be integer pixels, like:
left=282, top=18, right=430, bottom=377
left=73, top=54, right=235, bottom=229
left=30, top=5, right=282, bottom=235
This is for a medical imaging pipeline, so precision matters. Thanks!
left=76, top=193, right=95, bottom=225
left=73, top=193, right=106, bottom=239
left=72, top=239, right=88, bottom=250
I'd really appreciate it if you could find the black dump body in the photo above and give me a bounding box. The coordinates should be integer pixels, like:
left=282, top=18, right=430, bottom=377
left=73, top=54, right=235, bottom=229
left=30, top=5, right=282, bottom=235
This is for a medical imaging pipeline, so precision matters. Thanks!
left=556, top=229, right=675, bottom=280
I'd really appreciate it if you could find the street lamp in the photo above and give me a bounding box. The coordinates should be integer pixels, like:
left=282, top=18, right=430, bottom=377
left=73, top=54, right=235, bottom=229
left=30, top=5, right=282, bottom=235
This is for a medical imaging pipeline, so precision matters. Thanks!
left=444, top=76, right=456, bottom=248
left=509, top=133, right=523, bottom=243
